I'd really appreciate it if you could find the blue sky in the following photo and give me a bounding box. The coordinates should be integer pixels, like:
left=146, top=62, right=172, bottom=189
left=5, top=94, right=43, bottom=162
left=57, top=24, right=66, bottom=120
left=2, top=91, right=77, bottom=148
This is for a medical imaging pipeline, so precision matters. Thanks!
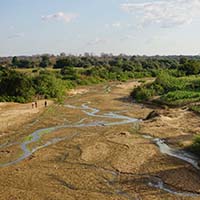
left=1, top=0, right=200, bottom=56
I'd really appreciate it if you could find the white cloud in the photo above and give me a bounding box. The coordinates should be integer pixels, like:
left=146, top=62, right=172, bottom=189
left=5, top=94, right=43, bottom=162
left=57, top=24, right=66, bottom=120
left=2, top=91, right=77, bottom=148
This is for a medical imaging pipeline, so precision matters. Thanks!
left=42, top=12, right=78, bottom=23
left=121, top=0, right=200, bottom=28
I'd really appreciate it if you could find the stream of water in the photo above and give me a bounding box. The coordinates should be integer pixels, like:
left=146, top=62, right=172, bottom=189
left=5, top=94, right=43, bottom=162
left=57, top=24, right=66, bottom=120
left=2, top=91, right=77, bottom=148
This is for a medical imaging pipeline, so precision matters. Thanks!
left=1, top=103, right=200, bottom=197
left=0, top=103, right=138, bottom=167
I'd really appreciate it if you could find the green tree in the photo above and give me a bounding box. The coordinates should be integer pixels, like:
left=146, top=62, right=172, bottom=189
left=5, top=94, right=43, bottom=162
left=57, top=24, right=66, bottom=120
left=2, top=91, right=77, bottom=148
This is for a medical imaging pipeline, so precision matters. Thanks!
left=33, top=73, right=65, bottom=101
left=17, top=59, right=33, bottom=68
left=39, top=55, right=51, bottom=68
left=0, top=70, right=35, bottom=102
left=12, top=56, right=19, bottom=67
left=60, top=66, right=77, bottom=80
left=180, top=60, right=200, bottom=75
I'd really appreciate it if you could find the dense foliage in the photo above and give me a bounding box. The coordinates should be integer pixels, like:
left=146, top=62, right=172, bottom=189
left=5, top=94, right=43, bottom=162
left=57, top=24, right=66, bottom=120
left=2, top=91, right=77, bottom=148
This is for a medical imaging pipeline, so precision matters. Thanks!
left=2, top=54, right=200, bottom=79
left=131, top=72, right=200, bottom=106
left=0, top=69, right=35, bottom=102
left=2, top=54, right=200, bottom=103
left=0, top=69, right=67, bottom=103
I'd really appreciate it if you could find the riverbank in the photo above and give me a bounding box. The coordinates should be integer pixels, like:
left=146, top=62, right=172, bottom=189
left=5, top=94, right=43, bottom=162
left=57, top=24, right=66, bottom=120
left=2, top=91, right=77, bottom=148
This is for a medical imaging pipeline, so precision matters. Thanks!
left=0, top=100, right=53, bottom=136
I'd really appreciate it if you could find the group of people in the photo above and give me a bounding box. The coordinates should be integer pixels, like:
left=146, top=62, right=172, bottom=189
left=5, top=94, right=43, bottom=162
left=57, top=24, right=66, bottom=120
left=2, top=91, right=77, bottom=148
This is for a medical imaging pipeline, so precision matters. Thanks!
left=32, top=101, right=48, bottom=108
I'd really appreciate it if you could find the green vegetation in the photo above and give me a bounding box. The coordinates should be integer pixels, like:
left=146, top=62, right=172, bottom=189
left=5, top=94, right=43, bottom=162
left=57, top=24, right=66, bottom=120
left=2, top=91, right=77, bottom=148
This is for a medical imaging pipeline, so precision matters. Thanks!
left=0, top=69, right=67, bottom=103
left=161, top=91, right=200, bottom=105
left=189, top=105, right=200, bottom=114
left=2, top=54, right=200, bottom=103
left=130, top=67, right=200, bottom=156
left=24, top=135, right=33, bottom=142
left=33, top=72, right=67, bottom=102
left=0, top=69, right=35, bottom=103
left=131, top=72, right=200, bottom=106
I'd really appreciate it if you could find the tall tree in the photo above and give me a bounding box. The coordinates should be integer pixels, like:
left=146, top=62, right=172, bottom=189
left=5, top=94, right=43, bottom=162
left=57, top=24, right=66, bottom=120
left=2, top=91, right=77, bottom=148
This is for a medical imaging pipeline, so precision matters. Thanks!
left=40, top=55, right=51, bottom=68
left=12, top=56, right=19, bottom=67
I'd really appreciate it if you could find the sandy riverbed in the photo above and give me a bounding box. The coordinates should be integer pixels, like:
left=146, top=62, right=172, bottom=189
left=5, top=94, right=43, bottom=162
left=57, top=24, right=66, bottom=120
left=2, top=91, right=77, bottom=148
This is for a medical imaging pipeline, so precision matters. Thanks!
left=0, top=80, right=200, bottom=200
left=0, top=100, right=53, bottom=135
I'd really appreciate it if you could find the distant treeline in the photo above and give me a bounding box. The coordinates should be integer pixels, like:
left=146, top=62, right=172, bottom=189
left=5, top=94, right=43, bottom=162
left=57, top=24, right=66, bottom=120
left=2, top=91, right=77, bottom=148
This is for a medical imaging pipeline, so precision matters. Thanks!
left=1, top=54, right=200, bottom=103
left=1, top=54, right=200, bottom=78
left=1, top=54, right=200, bottom=69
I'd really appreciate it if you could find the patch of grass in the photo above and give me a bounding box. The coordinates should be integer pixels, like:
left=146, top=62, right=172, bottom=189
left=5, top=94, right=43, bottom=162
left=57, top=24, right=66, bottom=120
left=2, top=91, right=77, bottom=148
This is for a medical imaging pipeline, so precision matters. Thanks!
left=24, top=135, right=33, bottom=142
left=161, top=91, right=200, bottom=101
left=160, top=91, right=200, bottom=106
left=189, top=105, right=200, bottom=114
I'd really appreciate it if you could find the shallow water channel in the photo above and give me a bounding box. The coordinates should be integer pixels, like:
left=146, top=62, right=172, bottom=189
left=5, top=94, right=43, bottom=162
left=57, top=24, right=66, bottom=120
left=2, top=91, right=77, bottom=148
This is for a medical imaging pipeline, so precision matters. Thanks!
left=0, top=103, right=200, bottom=198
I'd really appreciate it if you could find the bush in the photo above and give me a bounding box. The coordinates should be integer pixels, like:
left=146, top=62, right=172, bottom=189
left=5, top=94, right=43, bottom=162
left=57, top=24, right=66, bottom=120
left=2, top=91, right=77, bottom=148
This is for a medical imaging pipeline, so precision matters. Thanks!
left=161, top=91, right=200, bottom=102
left=131, top=73, right=200, bottom=106
left=33, top=73, right=66, bottom=101
left=154, top=72, right=186, bottom=92
left=0, top=70, right=35, bottom=102
left=131, top=86, right=154, bottom=102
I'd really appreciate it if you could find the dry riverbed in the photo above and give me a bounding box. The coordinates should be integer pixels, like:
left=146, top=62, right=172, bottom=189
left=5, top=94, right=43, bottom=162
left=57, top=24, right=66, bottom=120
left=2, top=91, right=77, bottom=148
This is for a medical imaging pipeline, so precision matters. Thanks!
left=0, top=100, right=53, bottom=135
left=0, top=80, right=200, bottom=200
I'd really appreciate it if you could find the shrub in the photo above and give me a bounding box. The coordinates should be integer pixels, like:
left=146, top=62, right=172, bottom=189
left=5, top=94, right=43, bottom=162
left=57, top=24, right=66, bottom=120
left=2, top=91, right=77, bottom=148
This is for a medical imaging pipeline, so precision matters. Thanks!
left=131, top=86, right=154, bottom=102
left=0, top=70, right=35, bottom=102
left=161, top=91, right=200, bottom=102
left=131, top=73, right=200, bottom=106
left=33, top=73, right=66, bottom=101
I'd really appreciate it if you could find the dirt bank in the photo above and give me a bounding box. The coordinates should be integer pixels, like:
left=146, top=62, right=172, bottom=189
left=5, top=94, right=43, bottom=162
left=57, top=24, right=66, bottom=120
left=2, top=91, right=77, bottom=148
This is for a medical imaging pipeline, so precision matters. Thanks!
left=0, top=100, right=53, bottom=136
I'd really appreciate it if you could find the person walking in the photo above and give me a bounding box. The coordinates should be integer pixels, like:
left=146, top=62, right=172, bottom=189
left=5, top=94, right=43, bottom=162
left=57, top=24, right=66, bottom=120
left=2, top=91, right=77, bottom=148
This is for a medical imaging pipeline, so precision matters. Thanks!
left=44, top=101, right=47, bottom=107
left=35, top=101, right=38, bottom=108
